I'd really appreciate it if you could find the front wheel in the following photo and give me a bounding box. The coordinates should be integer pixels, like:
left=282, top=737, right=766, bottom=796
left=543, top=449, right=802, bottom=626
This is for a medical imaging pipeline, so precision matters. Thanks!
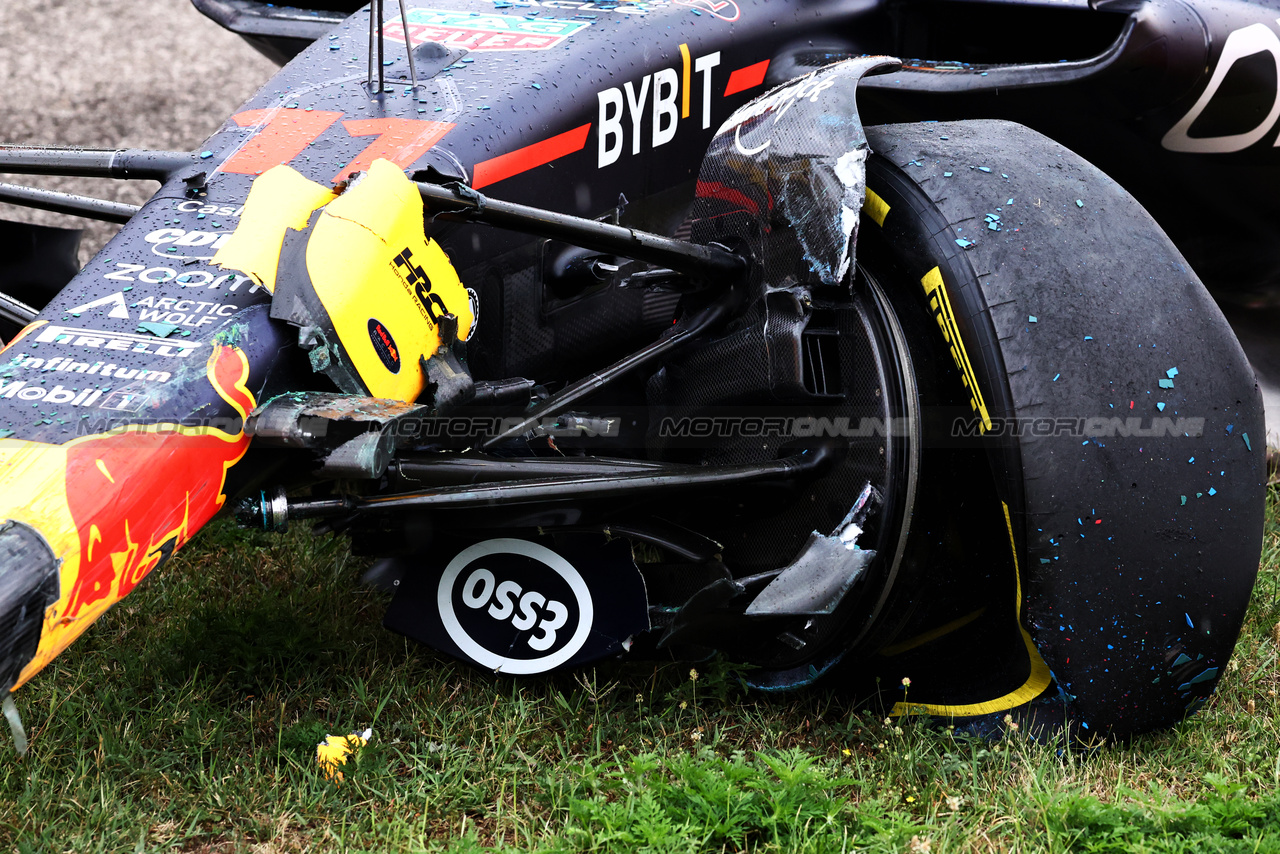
left=853, top=120, right=1266, bottom=737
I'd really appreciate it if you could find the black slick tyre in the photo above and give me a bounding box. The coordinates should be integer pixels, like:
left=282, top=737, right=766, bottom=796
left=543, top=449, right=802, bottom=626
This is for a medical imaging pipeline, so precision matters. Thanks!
left=860, top=120, right=1266, bottom=738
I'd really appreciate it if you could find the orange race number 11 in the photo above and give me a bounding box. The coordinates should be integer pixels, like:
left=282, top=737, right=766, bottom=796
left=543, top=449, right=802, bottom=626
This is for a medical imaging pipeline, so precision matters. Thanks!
left=219, top=109, right=454, bottom=182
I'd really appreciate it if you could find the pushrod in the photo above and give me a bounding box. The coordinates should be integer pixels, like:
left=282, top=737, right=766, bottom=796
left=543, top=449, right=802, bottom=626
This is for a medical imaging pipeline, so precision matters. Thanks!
left=418, top=180, right=745, bottom=282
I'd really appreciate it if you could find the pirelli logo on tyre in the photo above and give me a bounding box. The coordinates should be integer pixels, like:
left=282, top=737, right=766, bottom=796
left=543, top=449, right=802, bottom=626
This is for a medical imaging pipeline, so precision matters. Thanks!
left=921, top=266, right=992, bottom=433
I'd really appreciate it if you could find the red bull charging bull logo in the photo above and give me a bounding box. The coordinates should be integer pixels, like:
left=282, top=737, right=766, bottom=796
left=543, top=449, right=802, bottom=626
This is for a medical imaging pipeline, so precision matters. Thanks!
left=0, top=340, right=255, bottom=689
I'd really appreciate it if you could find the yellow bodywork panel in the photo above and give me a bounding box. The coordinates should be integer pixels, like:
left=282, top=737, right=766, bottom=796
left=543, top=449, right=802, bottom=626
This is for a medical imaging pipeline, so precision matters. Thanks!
left=308, top=159, right=475, bottom=401
left=316, top=728, right=372, bottom=783
left=214, top=159, right=474, bottom=402
left=213, top=164, right=337, bottom=292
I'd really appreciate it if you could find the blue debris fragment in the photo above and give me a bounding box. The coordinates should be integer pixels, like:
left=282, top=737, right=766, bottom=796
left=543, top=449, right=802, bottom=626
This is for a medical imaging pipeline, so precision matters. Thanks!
left=1157, top=402, right=1165, bottom=411
left=1189, top=668, right=1218, bottom=685
left=977, top=166, right=992, bottom=173
left=1243, top=433, right=1251, bottom=451
left=1028, top=315, right=1038, bottom=323
left=1173, top=653, right=1192, bottom=666
left=1166, top=367, right=1179, bottom=379
left=1185, top=613, right=1194, bottom=628
left=137, top=321, right=180, bottom=338
left=955, top=238, right=975, bottom=249
left=1159, top=378, right=1175, bottom=389
left=943, top=171, right=953, bottom=177
left=1208, top=487, right=1217, bottom=496
left=1075, top=199, right=1084, bottom=207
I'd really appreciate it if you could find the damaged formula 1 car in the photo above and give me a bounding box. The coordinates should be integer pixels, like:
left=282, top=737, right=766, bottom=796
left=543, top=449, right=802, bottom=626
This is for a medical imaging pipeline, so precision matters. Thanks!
left=0, top=0, right=1274, bottom=742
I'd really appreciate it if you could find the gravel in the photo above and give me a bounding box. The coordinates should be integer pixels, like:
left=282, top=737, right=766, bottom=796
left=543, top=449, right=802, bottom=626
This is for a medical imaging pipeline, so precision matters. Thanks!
left=0, top=0, right=279, bottom=263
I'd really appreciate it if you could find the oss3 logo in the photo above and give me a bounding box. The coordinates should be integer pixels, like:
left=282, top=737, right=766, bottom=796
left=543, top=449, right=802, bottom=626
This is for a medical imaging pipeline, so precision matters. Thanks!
left=437, top=539, right=593, bottom=674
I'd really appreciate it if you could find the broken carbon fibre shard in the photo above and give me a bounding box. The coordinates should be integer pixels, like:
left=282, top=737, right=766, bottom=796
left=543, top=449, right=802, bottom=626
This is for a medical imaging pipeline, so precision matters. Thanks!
left=688, top=56, right=899, bottom=290
left=744, top=482, right=880, bottom=616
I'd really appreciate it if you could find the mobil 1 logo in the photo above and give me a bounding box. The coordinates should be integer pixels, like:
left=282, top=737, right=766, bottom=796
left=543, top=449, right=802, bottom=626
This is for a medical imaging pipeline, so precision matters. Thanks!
left=437, top=539, right=592, bottom=673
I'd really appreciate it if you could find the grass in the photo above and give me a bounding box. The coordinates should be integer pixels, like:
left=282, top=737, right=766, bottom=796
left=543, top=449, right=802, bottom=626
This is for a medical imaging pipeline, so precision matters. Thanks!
left=1, top=488, right=1278, bottom=853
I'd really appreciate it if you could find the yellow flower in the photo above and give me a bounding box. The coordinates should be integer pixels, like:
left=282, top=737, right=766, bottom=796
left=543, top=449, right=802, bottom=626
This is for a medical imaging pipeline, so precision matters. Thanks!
left=901, top=677, right=912, bottom=688
left=841, top=748, right=852, bottom=756
left=689, top=668, right=699, bottom=681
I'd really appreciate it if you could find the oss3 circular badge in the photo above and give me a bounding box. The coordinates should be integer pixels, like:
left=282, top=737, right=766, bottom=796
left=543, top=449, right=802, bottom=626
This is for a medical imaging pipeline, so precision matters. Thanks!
left=436, top=538, right=594, bottom=674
